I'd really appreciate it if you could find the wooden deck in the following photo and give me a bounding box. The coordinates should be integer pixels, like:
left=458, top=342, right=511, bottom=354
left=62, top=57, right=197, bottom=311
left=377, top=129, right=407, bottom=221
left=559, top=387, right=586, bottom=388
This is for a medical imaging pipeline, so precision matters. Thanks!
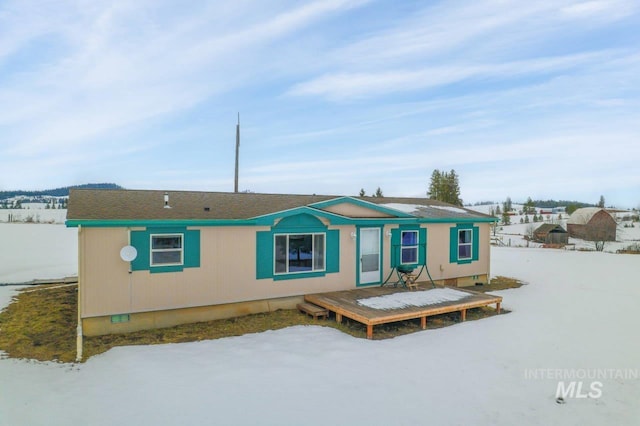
left=305, top=285, right=502, bottom=339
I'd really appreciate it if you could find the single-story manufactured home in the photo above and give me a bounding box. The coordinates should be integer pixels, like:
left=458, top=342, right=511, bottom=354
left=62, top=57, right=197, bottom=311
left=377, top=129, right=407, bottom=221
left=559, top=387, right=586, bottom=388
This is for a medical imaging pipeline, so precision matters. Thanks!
left=66, top=189, right=496, bottom=336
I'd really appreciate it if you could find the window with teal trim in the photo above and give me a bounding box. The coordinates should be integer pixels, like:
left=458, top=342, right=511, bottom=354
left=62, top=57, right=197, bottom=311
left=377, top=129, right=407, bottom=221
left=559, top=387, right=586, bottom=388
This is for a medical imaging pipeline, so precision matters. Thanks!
left=130, top=227, right=200, bottom=273
left=150, top=234, right=183, bottom=266
left=256, top=226, right=339, bottom=280
left=401, top=230, right=418, bottom=264
left=390, top=227, right=426, bottom=268
left=275, top=233, right=325, bottom=274
left=458, top=229, right=472, bottom=260
left=449, top=224, right=479, bottom=264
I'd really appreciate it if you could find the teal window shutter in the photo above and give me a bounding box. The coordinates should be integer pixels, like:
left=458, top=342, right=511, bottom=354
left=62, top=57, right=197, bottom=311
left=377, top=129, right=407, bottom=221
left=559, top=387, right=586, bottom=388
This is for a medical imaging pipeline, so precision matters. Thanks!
left=184, top=230, right=201, bottom=268
left=418, top=228, right=427, bottom=265
left=130, top=230, right=150, bottom=271
left=129, top=227, right=198, bottom=273
left=472, top=226, right=479, bottom=261
left=449, top=227, right=458, bottom=263
left=390, top=228, right=401, bottom=267
left=449, top=224, right=479, bottom=264
left=325, top=229, right=340, bottom=273
left=256, top=231, right=273, bottom=279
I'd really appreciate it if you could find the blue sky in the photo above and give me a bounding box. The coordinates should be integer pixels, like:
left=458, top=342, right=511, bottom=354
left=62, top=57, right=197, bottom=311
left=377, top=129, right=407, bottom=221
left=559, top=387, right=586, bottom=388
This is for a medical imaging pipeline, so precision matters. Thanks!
left=1, top=0, right=639, bottom=207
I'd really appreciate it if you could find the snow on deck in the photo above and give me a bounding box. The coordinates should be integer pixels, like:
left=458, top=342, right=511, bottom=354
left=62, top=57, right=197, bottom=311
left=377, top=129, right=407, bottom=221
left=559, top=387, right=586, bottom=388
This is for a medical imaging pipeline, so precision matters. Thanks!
left=357, top=288, right=470, bottom=310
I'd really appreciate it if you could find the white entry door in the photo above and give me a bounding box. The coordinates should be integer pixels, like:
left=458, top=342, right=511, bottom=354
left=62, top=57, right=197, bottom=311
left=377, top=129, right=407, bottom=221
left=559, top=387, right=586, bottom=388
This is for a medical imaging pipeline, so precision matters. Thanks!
left=359, top=228, right=381, bottom=285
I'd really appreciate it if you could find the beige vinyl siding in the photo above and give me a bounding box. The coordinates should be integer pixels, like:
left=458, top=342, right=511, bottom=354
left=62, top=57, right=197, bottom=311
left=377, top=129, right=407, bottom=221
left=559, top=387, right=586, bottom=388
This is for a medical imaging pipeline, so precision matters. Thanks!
left=384, top=223, right=490, bottom=286
left=80, top=227, right=131, bottom=318
left=424, top=223, right=490, bottom=285
left=80, top=225, right=358, bottom=318
left=79, top=222, right=491, bottom=319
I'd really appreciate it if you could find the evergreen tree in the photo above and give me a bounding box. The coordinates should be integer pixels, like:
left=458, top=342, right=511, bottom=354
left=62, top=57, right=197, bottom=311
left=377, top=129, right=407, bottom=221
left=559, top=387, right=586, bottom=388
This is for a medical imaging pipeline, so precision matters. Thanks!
left=597, top=195, right=605, bottom=208
left=446, top=169, right=462, bottom=206
left=524, top=197, right=535, bottom=214
left=504, top=196, right=512, bottom=212
left=358, top=188, right=366, bottom=197
left=427, top=169, right=462, bottom=206
left=427, top=170, right=442, bottom=200
left=502, top=211, right=511, bottom=225
left=374, top=187, right=384, bottom=198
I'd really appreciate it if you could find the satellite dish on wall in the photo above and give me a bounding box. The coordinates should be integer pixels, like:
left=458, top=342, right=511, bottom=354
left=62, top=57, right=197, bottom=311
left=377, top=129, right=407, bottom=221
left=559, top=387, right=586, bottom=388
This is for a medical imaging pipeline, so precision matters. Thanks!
left=120, top=245, right=138, bottom=262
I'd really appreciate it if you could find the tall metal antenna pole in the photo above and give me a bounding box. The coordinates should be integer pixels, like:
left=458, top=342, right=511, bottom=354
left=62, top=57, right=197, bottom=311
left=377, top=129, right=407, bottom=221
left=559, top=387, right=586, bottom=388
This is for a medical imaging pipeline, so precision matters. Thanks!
left=234, top=112, right=240, bottom=193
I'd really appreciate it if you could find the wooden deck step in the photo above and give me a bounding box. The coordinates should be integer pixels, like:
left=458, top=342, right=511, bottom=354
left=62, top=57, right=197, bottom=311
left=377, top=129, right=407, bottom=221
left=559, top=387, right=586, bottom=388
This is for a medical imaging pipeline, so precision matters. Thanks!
left=297, top=302, right=329, bottom=320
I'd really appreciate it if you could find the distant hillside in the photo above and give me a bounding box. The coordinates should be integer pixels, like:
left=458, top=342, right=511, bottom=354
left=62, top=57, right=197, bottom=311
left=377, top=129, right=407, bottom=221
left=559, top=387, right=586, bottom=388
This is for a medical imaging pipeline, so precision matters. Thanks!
left=530, top=200, right=594, bottom=209
left=0, top=183, right=123, bottom=200
left=470, top=199, right=594, bottom=208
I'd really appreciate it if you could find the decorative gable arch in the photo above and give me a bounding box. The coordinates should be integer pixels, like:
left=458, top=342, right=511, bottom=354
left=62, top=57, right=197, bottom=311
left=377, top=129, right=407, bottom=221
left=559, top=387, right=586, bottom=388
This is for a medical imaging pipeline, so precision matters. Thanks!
left=274, top=213, right=326, bottom=230
left=256, top=212, right=340, bottom=280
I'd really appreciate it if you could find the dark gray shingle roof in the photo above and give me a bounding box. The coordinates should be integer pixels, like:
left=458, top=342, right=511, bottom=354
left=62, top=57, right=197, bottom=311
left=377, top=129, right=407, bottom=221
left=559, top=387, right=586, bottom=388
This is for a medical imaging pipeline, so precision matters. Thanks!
left=67, top=189, right=493, bottom=221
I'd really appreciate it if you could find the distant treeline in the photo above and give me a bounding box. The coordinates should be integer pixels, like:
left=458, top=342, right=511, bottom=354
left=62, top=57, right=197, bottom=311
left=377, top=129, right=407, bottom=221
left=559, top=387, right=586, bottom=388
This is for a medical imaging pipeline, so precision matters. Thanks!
left=471, top=199, right=594, bottom=208
left=529, top=200, right=594, bottom=208
left=0, top=183, right=122, bottom=200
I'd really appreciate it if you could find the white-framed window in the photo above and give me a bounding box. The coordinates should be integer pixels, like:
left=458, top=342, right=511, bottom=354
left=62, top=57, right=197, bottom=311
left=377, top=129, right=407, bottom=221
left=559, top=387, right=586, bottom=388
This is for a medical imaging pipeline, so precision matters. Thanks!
left=150, top=234, right=184, bottom=266
left=274, top=233, right=325, bottom=274
left=401, top=230, right=419, bottom=264
left=458, top=229, right=472, bottom=260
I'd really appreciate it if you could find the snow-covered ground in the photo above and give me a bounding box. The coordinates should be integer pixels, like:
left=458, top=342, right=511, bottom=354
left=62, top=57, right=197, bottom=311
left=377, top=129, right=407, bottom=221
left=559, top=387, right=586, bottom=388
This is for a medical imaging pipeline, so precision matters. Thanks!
left=468, top=204, right=640, bottom=253
left=494, top=218, right=640, bottom=252
left=0, top=223, right=77, bottom=283
left=1, top=246, right=639, bottom=425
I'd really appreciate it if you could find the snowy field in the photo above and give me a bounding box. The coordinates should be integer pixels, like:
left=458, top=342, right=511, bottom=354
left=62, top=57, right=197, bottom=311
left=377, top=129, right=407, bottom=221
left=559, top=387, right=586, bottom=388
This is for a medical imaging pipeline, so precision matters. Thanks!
left=0, top=207, right=67, bottom=224
left=469, top=204, right=640, bottom=253
left=495, top=219, right=640, bottom=252
left=1, top=245, right=639, bottom=424
left=0, top=223, right=77, bottom=284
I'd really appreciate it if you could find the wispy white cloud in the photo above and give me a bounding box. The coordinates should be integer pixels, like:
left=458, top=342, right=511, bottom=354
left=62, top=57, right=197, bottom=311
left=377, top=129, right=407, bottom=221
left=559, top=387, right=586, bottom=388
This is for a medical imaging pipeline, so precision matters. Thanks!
left=287, top=50, right=615, bottom=100
left=1, top=0, right=639, bottom=206
left=560, top=0, right=638, bottom=19
left=1, top=0, right=371, bottom=157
